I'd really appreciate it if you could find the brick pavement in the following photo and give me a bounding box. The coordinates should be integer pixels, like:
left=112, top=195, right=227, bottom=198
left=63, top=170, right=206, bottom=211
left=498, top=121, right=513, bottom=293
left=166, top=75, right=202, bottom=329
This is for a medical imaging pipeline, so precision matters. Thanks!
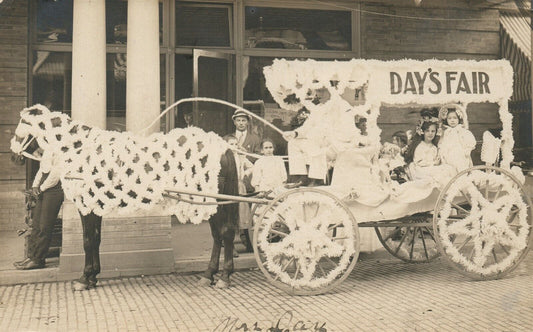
left=1, top=252, right=532, bottom=332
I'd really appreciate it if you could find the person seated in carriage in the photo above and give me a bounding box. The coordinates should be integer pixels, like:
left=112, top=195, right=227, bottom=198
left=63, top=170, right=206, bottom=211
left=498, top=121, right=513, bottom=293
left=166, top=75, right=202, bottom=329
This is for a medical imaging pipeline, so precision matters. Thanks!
left=437, top=105, right=476, bottom=174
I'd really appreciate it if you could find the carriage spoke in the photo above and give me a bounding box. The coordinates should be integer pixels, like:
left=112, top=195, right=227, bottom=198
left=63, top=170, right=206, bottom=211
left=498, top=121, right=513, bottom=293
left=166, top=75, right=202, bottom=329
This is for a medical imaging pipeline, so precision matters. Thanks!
left=302, top=204, right=308, bottom=223
left=332, top=236, right=348, bottom=241
left=293, top=262, right=300, bottom=280
left=457, top=236, right=472, bottom=252
left=424, top=227, right=436, bottom=242
left=327, top=223, right=343, bottom=232
left=324, top=256, right=339, bottom=268
left=484, top=180, right=490, bottom=199
left=493, top=184, right=503, bottom=201
left=281, top=257, right=295, bottom=273
left=419, top=227, right=429, bottom=260
left=451, top=202, right=469, bottom=215
left=492, top=249, right=498, bottom=264
left=459, top=189, right=472, bottom=205
left=269, top=229, right=289, bottom=238
left=318, top=262, right=327, bottom=277
left=498, top=243, right=510, bottom=255
left=383, top=227, right=402, bottom=242
left=409, top=228, right=416, bottom=260
left=394, top=227, right=410, bottom=255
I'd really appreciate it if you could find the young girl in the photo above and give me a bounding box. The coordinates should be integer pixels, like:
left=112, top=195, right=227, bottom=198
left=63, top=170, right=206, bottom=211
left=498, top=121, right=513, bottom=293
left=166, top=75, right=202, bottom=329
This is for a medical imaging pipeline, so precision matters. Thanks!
left=406, top=121, right=454, bottom=186
left=252, top=139, right=287, bottom=193
left=438, top=107, right=476, bottom=173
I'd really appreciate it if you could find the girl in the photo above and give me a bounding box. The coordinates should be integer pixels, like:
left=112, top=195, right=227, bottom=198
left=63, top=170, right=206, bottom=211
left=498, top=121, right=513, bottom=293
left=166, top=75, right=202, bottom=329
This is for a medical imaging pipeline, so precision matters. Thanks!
left=438, top=107, right=476, bottom=173
left=406, top=121, right=454, bottom=186
left=252, top=139, right=287, bottom=193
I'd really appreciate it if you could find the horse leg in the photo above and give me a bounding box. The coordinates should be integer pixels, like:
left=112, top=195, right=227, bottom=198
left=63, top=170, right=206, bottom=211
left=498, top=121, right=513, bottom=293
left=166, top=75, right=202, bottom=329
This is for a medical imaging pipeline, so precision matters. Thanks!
left=200, top=219, right=223, bottom=285
left=215, top=225, right=235, bottom=288
left=73, top=212, right=100, bottom=290
left=88, top=214, right=102, bottom=288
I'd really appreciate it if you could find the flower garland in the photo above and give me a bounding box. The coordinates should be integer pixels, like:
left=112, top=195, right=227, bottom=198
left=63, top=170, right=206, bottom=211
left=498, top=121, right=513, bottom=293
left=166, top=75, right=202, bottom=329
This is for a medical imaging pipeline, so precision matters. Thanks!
left=14, top=105, right=228, bottom=224
left=436, top=170, right=530, bottom=274
left=264, top=59, right=516, bottom=170
left=257, top=192, right=356, bottom=288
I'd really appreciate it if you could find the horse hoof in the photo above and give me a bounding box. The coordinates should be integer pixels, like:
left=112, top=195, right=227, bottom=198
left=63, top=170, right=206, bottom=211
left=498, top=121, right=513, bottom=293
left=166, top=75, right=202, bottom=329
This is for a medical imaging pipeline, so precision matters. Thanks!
left=197, top=276, right=213, bottom=287
left=72, top=280, right=89, bottom=291
left=215, top=279, right=230, bottom=289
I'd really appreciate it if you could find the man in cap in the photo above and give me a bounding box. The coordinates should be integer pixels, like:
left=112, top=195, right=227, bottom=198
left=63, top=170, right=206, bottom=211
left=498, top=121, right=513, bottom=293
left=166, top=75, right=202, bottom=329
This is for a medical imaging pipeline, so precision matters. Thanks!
left=226, top=110, right=261, bottom=162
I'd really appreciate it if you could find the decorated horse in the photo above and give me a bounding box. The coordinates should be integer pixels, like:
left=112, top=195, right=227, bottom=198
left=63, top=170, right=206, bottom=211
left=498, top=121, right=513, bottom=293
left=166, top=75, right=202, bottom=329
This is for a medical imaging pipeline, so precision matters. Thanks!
left=10, top=104, right=240, bottom=289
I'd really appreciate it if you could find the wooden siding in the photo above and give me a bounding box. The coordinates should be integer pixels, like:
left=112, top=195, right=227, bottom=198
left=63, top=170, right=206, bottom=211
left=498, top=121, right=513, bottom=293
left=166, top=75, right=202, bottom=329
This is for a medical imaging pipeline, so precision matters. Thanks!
left=0, top=0, right=28, bottom=230
left=0, top=0, right=28, bottom=184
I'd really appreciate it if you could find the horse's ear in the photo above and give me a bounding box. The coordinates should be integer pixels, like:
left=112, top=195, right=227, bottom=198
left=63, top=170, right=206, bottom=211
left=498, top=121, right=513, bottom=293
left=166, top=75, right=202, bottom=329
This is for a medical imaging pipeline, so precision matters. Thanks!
left=20, top=104, right=50, bottom=117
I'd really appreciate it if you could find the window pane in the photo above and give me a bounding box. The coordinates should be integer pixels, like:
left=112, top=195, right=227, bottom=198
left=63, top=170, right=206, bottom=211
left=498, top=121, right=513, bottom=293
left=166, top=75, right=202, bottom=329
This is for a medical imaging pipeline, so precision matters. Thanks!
left=106, top=54, right=166, bottom=132
left=36, top=0, right=73, bottom=43
left=174, top=54, right=193, bottom=128
left=176, top=4, right=231, bottom=47
left=32, top=51, right=72, bottom=114
left=245, top=7, right=351, bottom=50
left=107, top=53, right=127, bottom=131
left=107, top=0, right=164, bottom=45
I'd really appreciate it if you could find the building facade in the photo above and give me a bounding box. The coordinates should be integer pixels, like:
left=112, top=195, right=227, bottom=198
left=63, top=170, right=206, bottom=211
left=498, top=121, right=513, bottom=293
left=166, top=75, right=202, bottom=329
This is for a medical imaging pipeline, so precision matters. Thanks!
left=0, top=0, right=530, bottom=272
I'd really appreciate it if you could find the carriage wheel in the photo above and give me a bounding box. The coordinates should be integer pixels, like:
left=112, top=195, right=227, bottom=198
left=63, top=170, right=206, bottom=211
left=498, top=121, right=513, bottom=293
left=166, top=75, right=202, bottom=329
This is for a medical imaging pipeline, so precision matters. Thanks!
left=374, top=213, right=439, bottom=263
left=433, top=165, right=533, bottom=280
left=253, top=188, right=359, bottom=295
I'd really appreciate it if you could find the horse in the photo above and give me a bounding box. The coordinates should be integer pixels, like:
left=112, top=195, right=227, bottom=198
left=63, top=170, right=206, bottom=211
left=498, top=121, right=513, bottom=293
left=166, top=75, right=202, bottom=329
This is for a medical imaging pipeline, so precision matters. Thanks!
left=10, top=104, right=240, bottom=289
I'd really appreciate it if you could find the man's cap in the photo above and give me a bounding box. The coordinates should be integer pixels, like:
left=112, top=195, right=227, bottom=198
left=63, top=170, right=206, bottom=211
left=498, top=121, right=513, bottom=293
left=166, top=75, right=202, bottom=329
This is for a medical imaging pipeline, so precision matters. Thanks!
left=232, top=110, right=251, bottom=120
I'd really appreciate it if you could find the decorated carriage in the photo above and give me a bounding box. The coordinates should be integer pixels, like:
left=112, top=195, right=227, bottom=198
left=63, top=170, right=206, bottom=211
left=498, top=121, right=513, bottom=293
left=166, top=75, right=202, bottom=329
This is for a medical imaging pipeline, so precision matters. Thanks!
left=10, top=59, right=532, bottom=295
left=220, top=59, right=531, bottom=295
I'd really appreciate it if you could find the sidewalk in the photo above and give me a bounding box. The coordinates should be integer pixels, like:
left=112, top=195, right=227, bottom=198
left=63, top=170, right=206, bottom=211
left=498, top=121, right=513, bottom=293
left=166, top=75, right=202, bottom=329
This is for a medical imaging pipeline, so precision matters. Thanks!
left=1, top=249, right=531, bottom=331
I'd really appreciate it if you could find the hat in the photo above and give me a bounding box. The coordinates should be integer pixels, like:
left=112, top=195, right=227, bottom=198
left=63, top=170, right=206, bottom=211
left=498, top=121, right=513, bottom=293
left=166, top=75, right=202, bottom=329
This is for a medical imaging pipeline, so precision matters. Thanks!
left=232, top=110, right=250, bottom=120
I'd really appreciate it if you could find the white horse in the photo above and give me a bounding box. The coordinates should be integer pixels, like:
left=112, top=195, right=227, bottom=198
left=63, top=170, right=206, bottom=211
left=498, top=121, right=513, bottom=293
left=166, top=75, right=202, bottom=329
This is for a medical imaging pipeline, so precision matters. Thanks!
left=10, top=104, right=240, bottom=289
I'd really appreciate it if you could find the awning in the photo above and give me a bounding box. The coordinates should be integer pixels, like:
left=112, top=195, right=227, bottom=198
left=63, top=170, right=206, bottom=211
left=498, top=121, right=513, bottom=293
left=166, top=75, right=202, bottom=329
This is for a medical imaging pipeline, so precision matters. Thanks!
left=500, top=11, right=531, bottom=106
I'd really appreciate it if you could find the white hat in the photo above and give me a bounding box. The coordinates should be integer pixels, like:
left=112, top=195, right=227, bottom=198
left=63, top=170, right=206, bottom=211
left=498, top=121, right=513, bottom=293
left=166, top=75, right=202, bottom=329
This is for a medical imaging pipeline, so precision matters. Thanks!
left=232, top=110, right=250, bottom=120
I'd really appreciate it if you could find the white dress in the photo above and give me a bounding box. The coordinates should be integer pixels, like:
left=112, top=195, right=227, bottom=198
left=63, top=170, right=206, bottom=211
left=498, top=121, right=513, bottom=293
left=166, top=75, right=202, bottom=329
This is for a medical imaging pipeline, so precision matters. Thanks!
left=439, top=126, right=476, bottom=173
left=251, top=156, right=287, bottom=192
left=410, top=141, right=454, bottom=187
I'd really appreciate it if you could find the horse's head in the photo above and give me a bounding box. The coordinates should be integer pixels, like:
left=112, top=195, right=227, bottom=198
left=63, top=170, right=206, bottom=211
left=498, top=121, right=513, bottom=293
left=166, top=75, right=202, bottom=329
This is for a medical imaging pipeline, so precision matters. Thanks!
left=10, top=104, right=67, bottom=164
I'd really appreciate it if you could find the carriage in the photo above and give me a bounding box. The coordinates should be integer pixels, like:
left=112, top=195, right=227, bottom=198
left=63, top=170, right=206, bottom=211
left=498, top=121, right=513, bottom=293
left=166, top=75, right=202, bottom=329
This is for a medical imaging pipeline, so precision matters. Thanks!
left=167, top=59, right=532, bottom=295
left=10, top=59, right=532, bottom=295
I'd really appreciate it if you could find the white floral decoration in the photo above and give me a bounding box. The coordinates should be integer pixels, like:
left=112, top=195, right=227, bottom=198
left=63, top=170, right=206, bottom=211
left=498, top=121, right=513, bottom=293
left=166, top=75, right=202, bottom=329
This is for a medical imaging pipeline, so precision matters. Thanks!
left=13, top=105, right=228, bottom=224
left=257, top=192, right=356, bottom=288
left=264, top=59, right=516, bottom=170
left=436, top=170, right=530, bottom=274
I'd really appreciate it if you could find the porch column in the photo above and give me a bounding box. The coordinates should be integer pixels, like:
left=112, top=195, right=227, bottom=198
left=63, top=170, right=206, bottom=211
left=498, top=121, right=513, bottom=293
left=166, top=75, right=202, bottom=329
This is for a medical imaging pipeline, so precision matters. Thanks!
left=71, top=0, right=106, bottom=129
left=126, top=0, right=160, bottom=135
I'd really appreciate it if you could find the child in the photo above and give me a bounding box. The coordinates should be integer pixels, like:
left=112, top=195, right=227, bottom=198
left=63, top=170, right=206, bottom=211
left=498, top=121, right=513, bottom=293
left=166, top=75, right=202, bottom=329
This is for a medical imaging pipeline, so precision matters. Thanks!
left=225, top=135, right=253, bottom=254
left=438, top=107, right=476, bottom=173
left=252, top=139, right=287, bottom=193
left=406, top=121, right=453, bottom=186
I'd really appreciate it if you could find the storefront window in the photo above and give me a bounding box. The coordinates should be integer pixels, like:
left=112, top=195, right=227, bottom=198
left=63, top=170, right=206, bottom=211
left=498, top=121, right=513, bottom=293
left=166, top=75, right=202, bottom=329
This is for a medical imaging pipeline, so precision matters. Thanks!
left=245, top=7, right=351, bottom=50
left=36, top=0, right=73, bottom=43
left=176, top=3, right=231, bottom=47
left=32, top=51, right=72, bottom=113
left=106, top=54, right=166, bottom=132
left=174, top=54, right=194, bottom=128
left=106, top=0, right=163, bottom=45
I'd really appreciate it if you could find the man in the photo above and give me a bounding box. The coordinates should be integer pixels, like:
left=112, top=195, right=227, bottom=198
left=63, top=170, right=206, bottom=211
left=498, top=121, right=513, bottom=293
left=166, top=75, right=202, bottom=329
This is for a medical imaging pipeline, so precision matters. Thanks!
left=227, top=110, right=261, bottom=161
left=225, top=110, right=261, bottom=253
left=14, top=153, right=64, bottom=270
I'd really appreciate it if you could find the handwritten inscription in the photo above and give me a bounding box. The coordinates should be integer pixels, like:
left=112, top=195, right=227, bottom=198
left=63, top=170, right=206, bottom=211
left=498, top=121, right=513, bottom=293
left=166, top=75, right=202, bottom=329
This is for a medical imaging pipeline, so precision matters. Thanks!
left=213, top=310, right=327, bottom=332
left=390, top=69, right=490, bottom=95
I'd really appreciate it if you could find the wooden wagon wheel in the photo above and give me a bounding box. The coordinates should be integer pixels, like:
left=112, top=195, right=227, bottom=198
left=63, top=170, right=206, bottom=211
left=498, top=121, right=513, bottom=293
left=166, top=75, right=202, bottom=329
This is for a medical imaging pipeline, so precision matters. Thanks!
left=374, top=212, right=440, bottom=263
left=253, top=188, right=360, bottom=295
left=433, top=165, right=533, bottom=280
